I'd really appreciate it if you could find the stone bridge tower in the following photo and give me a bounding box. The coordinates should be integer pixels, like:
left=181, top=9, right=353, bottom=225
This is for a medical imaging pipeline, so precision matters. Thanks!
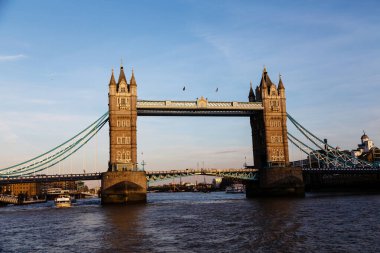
left=247, top=67, right=304, bottom=197
left=249, top=67, right=289, bottom=168
left=108, top=65, right=137, bottom=171
left=101, top=65, right=146, bottom=204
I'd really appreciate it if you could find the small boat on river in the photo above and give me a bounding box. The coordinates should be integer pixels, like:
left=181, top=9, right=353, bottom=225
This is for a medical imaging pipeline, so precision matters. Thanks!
left=54, top=195, right=72, bottom=208
left=225, top=184, right=245, bottom=194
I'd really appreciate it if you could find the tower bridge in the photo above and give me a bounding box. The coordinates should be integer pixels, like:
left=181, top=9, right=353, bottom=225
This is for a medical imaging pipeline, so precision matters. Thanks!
left=103, top=65, right=303, bottom=203
left=1, top=64, right=378, bottom=204
left=0, top=65, right=307, bottom=203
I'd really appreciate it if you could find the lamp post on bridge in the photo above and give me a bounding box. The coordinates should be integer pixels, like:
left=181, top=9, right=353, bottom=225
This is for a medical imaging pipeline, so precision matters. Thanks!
left=141, top=160, right=146, bottom=171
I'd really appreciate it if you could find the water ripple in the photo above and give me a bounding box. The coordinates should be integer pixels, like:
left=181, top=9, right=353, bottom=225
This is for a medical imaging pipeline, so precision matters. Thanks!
left=1, top=193, right=380, bottom=252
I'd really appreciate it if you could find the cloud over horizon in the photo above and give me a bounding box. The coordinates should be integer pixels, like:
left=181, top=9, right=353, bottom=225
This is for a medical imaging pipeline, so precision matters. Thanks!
left=0, top=54, right=26, bottom=62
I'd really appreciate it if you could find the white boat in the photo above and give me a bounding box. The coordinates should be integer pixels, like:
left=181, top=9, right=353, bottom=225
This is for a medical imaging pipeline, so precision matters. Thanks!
left=54, top=195, right=72, bottom=208
left=225, top=184, right=245, bottom=194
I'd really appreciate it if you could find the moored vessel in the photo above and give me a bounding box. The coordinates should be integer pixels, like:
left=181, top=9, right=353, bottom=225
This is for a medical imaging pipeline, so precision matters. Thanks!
left=54, top=195, right=72, bottom=208
left=225, top=184, right=245, bottom=194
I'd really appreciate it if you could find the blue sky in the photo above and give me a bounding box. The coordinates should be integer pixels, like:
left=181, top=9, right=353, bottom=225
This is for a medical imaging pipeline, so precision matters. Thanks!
left=1, top=0, right=380, bottom=176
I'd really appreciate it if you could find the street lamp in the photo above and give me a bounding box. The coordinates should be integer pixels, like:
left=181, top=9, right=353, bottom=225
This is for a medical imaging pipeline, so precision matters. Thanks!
left=141, top=160, right=146, bottom=171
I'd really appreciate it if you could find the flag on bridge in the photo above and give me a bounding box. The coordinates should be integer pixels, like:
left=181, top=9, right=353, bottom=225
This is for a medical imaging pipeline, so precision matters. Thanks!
left=216, top=88, right=218, bottom=92
left=183, top=86, right=186, bottom=91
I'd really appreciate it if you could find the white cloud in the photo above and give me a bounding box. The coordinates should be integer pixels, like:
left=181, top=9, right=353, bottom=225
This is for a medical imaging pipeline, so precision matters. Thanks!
left=0, top=54, right=26, bottom=62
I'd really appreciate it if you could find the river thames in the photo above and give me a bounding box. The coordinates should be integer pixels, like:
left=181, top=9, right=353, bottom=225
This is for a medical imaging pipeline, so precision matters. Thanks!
left=1, top=192, right=380, bottom=253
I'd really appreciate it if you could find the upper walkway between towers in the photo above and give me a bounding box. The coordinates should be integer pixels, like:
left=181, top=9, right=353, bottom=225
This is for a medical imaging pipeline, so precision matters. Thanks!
left=136, top=97, right=263, bottom=116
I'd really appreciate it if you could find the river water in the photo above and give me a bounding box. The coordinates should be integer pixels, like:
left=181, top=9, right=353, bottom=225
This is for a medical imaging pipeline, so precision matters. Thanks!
left=1, top=192, right=380, bottom=253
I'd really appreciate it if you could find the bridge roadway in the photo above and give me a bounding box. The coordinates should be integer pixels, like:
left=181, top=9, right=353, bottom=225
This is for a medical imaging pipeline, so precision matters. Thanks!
left=302, top=167, right=380, bottom=174
left=1, top=167, right=379, bottom=185
left=0, top=168, right=258, bottom=185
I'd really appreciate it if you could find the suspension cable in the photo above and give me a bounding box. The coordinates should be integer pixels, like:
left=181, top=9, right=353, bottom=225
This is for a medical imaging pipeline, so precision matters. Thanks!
left=0, top=112, right=109, bottom=175
left=2, top=116, right=108, bottom=176
left=1, top=118, right=108, bottom=177
left=0, top=111, right=109, bottom=172
left=287, top=113, right=372, bottom=167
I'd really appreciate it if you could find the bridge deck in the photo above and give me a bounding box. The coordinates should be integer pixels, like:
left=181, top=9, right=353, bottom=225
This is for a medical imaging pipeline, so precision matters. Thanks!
left=0, top=169, right=258, bottom=184
left=146, top=168, right=258, bottom=181
left=2, top=168, right=378, bottom=185
left=302, top=167, right=380, bottom=174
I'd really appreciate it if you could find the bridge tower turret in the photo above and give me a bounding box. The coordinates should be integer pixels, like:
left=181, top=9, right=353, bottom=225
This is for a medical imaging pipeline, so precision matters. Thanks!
left=251, top=68, right=289, bottom=168
left=108, top=65, right=138, bottom=171
left=247, top=68, right=304, bottom=197
left=248, top=81, right=255, bottom=102
left=103, top=64, right=146, bottom=204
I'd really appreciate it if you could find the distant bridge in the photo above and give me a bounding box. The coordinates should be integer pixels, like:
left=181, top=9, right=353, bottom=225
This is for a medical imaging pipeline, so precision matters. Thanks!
left=0, top=168, right=258, bottom=185
left=145, top=168, right=258, bottom=181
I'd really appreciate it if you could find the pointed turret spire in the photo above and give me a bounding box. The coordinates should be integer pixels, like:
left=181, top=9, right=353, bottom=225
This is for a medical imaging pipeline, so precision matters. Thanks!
left=249, top=80, right=256, bottom=102
left=260, top=65, right=271, bottom=89
left=260, top=66, right=277, bottom=90
left=260, top=70, right=267, bottom=89
left=118, top=65, right=127, bottom=84
left=130, top=68, right=136, bottom=86
left=109, top=69, right=116, bottom=86
left=278, top=74, right=285, bottom=89
left=264, top=68, right=273, bottom=86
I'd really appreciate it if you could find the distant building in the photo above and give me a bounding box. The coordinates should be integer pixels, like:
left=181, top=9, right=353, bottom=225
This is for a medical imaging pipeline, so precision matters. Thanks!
left=76, top=181, right=87, bottom=192
left=89, top=186, right=101, bottom=195
left=352, top=132, right=375, bottom=157
left=366, top=147, right=380, bottom=164
left=40, top=181, right=77, bottom=194
left=0, top=181, right=79, bottom=196
left=352, top=132, right=380, bottom=164
left=0, top=180, right=88, bottom=196
left=0, top=183, right=42, bottom=196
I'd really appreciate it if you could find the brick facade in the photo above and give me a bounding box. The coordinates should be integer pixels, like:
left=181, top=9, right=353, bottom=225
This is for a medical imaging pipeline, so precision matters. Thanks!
left=250, top=68, right=289, bottom=168
left=108, top=66, right=137, bottom=171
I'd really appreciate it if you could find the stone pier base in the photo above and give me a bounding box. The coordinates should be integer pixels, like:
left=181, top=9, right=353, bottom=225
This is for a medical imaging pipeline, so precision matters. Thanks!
left=246, top=167, right=305, bottom=198
left=101, top=171, right=147, bottom=204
